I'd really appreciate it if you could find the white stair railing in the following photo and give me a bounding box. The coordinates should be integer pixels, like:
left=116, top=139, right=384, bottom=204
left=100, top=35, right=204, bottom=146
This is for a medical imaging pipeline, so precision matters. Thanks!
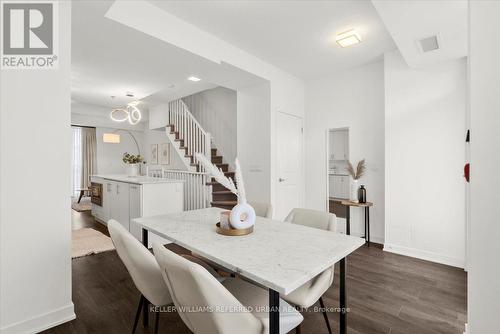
left=168, top=99, right=211, bottom=172
left=163, top=170, right=211, bottom=210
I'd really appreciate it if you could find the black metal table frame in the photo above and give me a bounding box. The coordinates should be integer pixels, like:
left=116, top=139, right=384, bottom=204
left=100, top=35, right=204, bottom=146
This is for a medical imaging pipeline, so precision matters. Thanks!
left=345, top=205, right=370, bottom=246
left=142, top=228, right=348, bottom=334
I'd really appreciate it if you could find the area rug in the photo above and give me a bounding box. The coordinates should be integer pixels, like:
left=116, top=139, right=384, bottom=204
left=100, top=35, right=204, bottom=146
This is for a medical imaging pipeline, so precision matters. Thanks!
left=72, top=228, right=115, bottom=259
left=72, top=197, right=92, bottom=212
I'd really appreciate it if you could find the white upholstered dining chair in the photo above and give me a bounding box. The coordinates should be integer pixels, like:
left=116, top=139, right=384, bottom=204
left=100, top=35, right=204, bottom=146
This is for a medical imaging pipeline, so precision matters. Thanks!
left=153, top=243, right=304, bottom=334
left=283, top=208, right=337, bottom=334
left=249, top=201, right=273, bottom=219
left=108, top=220, right=218, bottom=334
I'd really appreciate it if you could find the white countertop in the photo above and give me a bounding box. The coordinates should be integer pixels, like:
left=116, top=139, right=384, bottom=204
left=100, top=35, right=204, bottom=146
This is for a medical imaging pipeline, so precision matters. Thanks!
left=133, top=207, right=364, bottom=294
left=329, top=172, right=349, bottom=176
left=91, top=174, right=185, bottom=185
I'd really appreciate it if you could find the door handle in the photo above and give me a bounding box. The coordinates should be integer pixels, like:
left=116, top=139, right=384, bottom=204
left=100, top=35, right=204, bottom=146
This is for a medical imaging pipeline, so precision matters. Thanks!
left=279, top=178, right=286, bottom=182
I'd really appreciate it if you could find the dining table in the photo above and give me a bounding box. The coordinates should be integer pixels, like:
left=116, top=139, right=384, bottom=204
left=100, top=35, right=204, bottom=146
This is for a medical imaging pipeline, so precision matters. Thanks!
left=132, top=207, right=365, bottom=334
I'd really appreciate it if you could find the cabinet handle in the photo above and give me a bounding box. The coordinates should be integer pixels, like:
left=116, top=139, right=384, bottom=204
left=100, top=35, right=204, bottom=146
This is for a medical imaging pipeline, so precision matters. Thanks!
left=131, top=186, right=138, bottom=189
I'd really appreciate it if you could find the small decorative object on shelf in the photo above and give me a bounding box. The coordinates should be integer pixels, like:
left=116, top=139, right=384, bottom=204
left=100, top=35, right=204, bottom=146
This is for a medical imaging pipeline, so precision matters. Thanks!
left=196, top=153, right=256, bottom=234
left=123, top=153, right=144, bottom=177
left=346, top=159, right=366, bottom=203
left=358, top=185, right=367, bottom=204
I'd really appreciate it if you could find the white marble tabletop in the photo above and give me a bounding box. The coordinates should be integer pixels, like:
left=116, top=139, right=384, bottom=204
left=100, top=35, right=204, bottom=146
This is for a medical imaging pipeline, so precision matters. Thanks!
left=133, top=207, right=365, bottom=295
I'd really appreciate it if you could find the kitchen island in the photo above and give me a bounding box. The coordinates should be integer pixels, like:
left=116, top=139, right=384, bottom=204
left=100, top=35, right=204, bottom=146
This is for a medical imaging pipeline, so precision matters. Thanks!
left=90, top=174, right=184, bottom=247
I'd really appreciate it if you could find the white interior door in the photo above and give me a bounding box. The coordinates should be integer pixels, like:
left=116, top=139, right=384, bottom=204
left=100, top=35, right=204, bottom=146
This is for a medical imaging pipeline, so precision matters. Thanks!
left=276, top=111, right=303, bottom=220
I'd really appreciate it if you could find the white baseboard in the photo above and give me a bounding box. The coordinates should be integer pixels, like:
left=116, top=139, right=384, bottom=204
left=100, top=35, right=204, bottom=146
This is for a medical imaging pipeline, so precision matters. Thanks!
left=383, top=243, right=465, bottom=269
left=0, top=303, right=75, bottom=334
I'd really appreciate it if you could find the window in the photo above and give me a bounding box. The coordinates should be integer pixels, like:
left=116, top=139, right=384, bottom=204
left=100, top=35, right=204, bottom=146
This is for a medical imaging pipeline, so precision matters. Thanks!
left=71, top=127, right=82, bottom=197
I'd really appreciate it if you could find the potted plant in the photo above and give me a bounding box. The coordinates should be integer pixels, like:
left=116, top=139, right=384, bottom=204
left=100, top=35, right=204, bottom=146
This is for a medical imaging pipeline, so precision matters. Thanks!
left=346, top=159, right=366, bottom=203
left=123, top=153, right=144, bottom=177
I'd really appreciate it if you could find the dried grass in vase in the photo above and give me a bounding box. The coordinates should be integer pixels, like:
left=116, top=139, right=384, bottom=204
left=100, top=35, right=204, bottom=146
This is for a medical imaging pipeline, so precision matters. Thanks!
left=346, top=159, right=366, bottom=180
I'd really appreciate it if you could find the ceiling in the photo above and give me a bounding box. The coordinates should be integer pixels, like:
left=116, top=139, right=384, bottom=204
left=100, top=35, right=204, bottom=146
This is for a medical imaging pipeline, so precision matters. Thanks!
left=372, top=0, right=467, bottom=68
left=151, top=0, right=397, bottom=79
left=71, top=0, right=264, bottom=117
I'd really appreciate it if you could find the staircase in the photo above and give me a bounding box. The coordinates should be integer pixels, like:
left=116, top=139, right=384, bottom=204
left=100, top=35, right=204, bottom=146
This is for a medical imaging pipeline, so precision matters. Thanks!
left=165, top=99, right=237, bottom=210
left=207, top=147, right=237, bottom=210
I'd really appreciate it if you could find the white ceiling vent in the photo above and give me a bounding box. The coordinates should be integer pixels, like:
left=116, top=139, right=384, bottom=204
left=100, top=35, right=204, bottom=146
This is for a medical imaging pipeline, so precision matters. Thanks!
left=418, top=35, right=440, bottom=53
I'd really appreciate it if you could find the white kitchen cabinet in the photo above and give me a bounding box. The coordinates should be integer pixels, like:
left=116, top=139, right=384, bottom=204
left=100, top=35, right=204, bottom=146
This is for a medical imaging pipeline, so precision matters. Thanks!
left=109, top=181, right=130, bottom=231
left=340, top=176, right=350, bottom=198
left=329, top=175, right=350, bottom=199
left=91, top=175, right=184, bottom=247
left=129, top=184, right=142, bottom=239
left=329, top=175, right=335, bottom=197
left=330, top=130, right=349, bottom=161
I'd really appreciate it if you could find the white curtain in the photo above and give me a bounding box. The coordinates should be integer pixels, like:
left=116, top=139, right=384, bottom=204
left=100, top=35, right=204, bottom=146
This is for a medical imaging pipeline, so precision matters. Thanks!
left=71, top=127, right=83, bottom=197
left=81, top=127, right=97, bottom=189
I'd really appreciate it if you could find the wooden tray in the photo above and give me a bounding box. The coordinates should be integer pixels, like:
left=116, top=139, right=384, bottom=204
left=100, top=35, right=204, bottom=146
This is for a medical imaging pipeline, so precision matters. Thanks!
left=216, top=222, right=253, bottom=236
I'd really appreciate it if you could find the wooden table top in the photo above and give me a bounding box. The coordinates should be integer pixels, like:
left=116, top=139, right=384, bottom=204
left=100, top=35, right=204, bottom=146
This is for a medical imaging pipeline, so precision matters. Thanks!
left=340, top=200, right=373, bottom=207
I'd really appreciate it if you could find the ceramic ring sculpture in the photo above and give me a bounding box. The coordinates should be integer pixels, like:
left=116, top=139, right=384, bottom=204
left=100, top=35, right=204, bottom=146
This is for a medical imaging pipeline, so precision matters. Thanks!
left=230, top=201, right=256, bottom=230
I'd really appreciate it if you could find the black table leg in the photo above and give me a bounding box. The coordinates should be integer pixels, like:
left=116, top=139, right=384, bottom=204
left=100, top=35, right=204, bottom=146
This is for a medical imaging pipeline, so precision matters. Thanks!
left=269, top=289, right=280, bottom=334
left=142, top=228, right=149, bottom=327
left=367, top=207, right=370, bottom=247
left=345, top=206, right=350, bottom=235
left=364, top=207, right=368, bottom=244
left=77, top=190, right=84, bottom=203
left=339, top=257, right=347, bottom=334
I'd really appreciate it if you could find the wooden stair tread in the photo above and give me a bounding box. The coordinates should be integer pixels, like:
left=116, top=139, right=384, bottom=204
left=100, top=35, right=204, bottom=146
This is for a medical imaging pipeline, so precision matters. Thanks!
left=211, top=201, right=238, bottom=205
left=212, top=190, right=234, bottom=194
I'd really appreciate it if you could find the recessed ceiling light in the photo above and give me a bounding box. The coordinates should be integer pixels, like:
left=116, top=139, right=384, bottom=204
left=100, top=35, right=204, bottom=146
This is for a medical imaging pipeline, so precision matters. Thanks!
left=336, top=29, right=362, bottom=48
left=188, top=76, right=201, bottom=82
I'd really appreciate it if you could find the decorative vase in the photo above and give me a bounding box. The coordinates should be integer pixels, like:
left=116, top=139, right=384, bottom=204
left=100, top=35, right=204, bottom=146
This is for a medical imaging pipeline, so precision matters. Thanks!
left=358, top=185, right=367, bottom=203
left=127, top=163, right=139, bottom=177
left=350, top=179, right=359, bottom=203
left=230, top=200, right=256, bottom=230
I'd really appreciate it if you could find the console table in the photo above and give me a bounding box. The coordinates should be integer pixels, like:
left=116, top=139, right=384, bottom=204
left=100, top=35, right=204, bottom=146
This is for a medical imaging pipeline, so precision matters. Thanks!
left=341, top=200, right=373, bottom=246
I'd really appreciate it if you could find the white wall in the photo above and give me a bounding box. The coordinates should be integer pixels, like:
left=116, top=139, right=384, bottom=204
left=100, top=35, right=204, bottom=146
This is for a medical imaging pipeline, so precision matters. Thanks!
left=305, top=61, right=385, bottom=241
left=468, top=1, right=500, bottom=332
left=148, top=103, right=169, bottom=130
left=72, top=101, right=147, bottom=131
left=142, top=128, right=186, bottom=171
left=94, top=127, right=186, bottom=175
left=105, top=0, right=305, bottom=209
left=95, top=127, right=144, bottom=175
left=384, top=50, right=466, bottom=268
left=0, top=2, right=75, bottom=333
left=237, top=83, right=272, bottom=203
left=183, top=87, right=237, bottom=169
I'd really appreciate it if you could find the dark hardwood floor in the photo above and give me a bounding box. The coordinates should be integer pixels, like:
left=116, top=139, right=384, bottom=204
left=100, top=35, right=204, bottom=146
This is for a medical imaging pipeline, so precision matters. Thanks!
left=52, top=211, right=466, bottom=334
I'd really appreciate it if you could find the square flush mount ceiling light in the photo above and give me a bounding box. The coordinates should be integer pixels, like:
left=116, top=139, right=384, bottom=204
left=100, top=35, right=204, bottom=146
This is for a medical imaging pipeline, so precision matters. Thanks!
left=336, top=29, right=362, bottom=48
left=188, top=76, right=201, bottom=82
